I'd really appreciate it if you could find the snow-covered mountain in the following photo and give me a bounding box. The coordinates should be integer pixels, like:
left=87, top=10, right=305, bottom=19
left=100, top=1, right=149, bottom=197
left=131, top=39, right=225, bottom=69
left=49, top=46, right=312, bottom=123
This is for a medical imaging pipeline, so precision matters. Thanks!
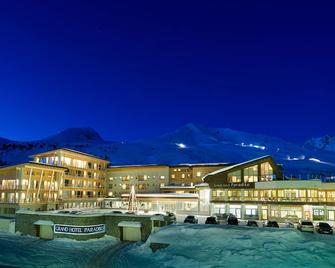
left=304, top=135, right=335, bottom=152
left=42, top=127, right=104, bottom=144
left=0, top=124, right=334, bottom=178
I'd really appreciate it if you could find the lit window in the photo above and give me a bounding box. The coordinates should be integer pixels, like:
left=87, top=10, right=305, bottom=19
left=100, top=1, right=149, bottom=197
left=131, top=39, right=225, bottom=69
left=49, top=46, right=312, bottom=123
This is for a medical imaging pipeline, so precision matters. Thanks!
left=196, top=172, right=201, bottom=177
left=171, top=174, right=175, bottom=179
left=160, top=176, right=165, bottom=179
left=182, top=174, right=185, bottom=179
left=160, top=183, right=165, bottom=187
left=228, top=170, right=241, bottom=183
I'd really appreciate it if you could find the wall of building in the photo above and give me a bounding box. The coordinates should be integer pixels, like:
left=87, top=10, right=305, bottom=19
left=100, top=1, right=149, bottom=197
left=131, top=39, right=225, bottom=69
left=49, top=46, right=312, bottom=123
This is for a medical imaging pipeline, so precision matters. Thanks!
left=33, top=149, right=108, bottom=208
left=15, top=211, right=158, bottom=241
left=107, top=166, right=169, bottom=197
left=169, top=165, right=228, bottom=186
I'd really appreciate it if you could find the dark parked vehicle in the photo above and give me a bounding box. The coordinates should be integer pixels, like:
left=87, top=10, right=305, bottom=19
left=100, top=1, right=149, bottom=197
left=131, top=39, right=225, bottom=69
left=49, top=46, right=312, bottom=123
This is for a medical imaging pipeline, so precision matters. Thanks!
left=297, top=220, right=314, bottom=232
left=316, top=222, right=333, bottom=234
left=57, top=210, right=70, bottom=214
left=166, top=212, right=177, bottom=223
left=227, top=215, right=238, bottom=225
left=205, top=216, right=218, bottom=224
left=246, top=220, right=258, bottom=227
left=111, top=210, right=123, bottom=214
left=184, top=215, right=198, bottom=224
left=263, top=220, right=279, bottom=228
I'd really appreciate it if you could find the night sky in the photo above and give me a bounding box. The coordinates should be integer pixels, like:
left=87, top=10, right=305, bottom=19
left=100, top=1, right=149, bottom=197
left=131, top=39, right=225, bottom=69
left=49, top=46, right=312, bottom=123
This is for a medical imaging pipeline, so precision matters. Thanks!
left=0, top=1, right=334, bottom=143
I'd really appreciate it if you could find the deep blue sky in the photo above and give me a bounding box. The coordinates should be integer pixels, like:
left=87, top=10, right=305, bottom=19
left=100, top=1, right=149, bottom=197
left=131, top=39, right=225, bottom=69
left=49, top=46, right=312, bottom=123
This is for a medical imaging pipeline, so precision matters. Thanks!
left=0, top=1, right=334, bottom=143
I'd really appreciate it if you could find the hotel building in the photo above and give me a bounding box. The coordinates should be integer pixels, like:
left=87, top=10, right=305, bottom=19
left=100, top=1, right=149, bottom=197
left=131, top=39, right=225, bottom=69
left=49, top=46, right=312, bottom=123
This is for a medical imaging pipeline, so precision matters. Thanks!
left=107, top=165, right=169, bottom=197
left=1, top=148, right=335, bottom=222
left=0, top=148, right=109, bottom=215
left=202, top=155, right=335, bottom=222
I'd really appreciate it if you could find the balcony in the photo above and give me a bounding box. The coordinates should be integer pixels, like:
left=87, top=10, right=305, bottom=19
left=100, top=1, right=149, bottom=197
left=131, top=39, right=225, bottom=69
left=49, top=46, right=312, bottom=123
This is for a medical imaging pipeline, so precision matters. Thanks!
left=211, top=196, right=327, bottom=203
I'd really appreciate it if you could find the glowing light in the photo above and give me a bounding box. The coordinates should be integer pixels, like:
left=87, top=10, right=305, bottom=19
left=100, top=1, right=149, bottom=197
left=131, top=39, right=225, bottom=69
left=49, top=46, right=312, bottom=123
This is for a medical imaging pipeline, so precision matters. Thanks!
left=237, top=142, right=265, bottom=150
left=309, top=158, right=321, bottom=163
left=176, top=143, right=187, bottom=149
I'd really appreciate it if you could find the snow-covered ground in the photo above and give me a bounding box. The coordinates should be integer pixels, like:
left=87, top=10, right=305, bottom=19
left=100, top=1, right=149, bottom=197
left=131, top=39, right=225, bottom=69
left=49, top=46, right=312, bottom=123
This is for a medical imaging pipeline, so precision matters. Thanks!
left=0, top=232, right=119, bottom=268
left=120, top=224, right=335, bottom=268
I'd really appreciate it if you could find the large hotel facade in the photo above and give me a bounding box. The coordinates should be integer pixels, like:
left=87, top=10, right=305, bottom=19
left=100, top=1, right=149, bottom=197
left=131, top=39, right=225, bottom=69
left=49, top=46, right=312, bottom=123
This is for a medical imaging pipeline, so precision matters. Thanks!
left=1, top=148, right=335, bottom=222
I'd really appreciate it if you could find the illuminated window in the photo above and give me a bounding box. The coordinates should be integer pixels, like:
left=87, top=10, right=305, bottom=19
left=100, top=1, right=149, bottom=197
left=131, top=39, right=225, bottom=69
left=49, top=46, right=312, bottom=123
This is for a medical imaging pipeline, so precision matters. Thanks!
left=181, top=174, right=185, bottom=179
left=196, top=172, right=201, bottom=177
left=122, top=184, right=127, bottom=190
left=160, top=176, right=165, bottom=179
left=160, top=183, right=165, bottom=187
left=228, top=170, right=241, bottom=183
left=260, top=162, right=273, bottom=181
left=244, top=165, right=258, bottom=183
left=171, top=174, right=175, bottom=179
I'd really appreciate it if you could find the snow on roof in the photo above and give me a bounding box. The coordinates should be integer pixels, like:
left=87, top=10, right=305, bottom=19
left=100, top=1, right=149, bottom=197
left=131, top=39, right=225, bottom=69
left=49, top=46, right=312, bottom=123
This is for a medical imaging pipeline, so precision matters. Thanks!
left=160, top=185, right=195, bottom=189
left=34, top=220, right=54, bottom=226
left=117, top=221, right=142, bottom=228
left=30, top=148, right=109, bottom=162
left=171, top=162, right=231, bottom=167
left=108, top=164, right=168, bottom=168
left=150, top=215, right=165, bottom=221
left=194, top=183, right=209, bottom=187
left=203, top=155, right=272, bottom=179
left=121, top=193, right=198, bottom=198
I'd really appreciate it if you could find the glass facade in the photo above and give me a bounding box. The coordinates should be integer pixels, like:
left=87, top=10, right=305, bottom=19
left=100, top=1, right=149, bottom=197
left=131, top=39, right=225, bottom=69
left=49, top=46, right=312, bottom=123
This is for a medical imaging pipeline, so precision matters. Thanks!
left=260, top=162, right=273, bottom=181
left=227, top=170, right=241, bottom=183
left=243, top=165, right=258, bottom=183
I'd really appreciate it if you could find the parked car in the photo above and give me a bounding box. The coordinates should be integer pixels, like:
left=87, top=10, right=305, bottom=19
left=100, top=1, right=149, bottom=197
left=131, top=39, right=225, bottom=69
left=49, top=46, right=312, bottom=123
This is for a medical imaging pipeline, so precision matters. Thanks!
left=263, top=220, right=279, bottom=228
left=57, top=210, right=70, bottom=214
left=227, top=214, right=238, bottom=225
left=315, top=222, right=333, bottom=234
left=246, top=220, right=258, bottom=227
left=205, top=216, right=218, bottom=224
left=166, top=212, right=177, bottom=223
left=184, top=215, right=198, bottom=224
left=284, top=221, right=295, bottom=228
left=111, top=210, right=123, bottom=214
left=297, top=220, right=314, bottom=232
left=125, top=211, right=136, bottom=215
left=70, top=210, right=81, bottom=215
left=215, top=213, right=234, bottom=224
left=284, top=215, right=300, bottom=223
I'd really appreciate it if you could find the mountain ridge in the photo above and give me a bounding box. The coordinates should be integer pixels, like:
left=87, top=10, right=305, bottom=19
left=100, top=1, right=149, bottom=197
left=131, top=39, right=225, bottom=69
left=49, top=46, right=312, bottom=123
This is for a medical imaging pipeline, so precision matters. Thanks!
left=0, top=125, right=334, bottom=178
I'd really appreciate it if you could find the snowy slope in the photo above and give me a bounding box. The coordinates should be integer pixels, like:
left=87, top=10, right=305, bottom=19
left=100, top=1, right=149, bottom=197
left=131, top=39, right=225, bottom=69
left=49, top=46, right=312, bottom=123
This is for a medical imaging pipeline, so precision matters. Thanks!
left=121, top=224, right=335, bottom=268
left=305, top=135, right=335, bottom=152
left=42, top=127, right=104, bottom=144
left=0, top=124, right=334, bottom=177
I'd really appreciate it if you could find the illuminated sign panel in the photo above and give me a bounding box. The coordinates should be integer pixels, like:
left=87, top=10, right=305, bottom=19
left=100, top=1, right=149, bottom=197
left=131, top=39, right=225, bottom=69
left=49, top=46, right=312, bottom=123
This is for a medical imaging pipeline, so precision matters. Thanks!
left=54, top=224, right=106, bottom=235
left=212, top=183, right=254, bottom=189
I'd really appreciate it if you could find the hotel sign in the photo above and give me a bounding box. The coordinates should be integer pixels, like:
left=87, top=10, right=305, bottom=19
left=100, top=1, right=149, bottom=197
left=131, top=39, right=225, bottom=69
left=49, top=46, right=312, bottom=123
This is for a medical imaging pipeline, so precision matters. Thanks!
left=54, top=224, right=106, bottom=235
left=212, top=183, right=254, bottom=189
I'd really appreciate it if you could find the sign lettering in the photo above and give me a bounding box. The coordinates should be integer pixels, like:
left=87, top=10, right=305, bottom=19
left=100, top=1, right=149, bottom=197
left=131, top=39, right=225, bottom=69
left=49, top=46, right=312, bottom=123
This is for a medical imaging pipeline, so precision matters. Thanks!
left=54, top=224, right=106, bottom=235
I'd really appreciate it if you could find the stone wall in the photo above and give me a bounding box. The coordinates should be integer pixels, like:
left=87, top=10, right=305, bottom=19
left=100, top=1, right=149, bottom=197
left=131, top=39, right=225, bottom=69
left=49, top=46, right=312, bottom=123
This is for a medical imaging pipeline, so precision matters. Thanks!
left=15, top=211, right=159, bottom=241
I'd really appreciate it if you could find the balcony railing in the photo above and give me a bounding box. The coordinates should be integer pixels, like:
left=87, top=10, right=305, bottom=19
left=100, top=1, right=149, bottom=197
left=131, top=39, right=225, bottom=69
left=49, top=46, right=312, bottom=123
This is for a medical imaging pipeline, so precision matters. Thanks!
left=212, top=196, right=328, bottom=203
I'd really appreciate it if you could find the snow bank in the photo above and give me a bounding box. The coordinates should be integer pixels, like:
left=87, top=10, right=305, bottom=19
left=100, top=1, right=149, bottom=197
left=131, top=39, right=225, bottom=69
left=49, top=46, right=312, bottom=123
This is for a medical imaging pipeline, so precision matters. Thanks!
left=123, top=224, right=335, bottom=268
left=0, top=233, right=119, bottom=268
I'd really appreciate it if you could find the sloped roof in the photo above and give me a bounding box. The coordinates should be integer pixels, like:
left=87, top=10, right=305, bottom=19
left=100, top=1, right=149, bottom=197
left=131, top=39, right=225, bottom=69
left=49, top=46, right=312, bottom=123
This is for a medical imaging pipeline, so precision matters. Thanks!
left=203, top=155, right=273, bottom=180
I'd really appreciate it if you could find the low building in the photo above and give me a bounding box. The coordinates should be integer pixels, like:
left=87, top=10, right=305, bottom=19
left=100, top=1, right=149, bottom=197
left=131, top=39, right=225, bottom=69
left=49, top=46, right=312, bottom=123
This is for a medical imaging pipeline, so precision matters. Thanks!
left=202, top=155, right=335, bottom=222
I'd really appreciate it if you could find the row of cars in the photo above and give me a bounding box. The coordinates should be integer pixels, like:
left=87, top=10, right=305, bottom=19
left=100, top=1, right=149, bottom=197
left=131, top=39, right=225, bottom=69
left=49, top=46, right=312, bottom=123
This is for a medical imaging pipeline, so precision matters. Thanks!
left=183, top=214, right=334, bottom=234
